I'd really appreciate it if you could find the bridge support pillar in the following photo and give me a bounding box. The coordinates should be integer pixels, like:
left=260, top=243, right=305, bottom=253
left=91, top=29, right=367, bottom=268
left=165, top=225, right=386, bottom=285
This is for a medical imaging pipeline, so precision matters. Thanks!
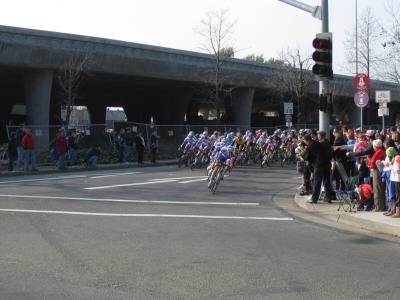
left=87, top=102, right=107, bottom=142
left=231, top=88, right=254, bottom=130
left=171, top=90, right=193, bottom=125
left=24, top=70, right=53, bottom=152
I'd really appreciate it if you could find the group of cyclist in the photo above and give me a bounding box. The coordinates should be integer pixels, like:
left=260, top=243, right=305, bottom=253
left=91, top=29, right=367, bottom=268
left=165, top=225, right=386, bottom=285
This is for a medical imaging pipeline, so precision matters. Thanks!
left=178, top=128, right=303, bottom=192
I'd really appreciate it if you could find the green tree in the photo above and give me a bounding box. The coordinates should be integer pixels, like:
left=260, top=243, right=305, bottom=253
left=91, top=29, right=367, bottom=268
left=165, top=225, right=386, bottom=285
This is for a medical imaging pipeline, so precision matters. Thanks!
left=266, top=57, right=285, bottom=65
left=219, top=47, right=235, bottom=58
left=243, top=54, right=265, bottom=63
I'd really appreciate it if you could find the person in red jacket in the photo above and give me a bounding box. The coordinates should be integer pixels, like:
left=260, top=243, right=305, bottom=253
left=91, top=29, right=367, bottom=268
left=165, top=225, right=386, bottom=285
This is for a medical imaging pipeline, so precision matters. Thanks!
left=55, top=128, right=67, bottom=170
left=22, top=127, right=37, bottom=171
left=368, top=139, right=386, bottom=211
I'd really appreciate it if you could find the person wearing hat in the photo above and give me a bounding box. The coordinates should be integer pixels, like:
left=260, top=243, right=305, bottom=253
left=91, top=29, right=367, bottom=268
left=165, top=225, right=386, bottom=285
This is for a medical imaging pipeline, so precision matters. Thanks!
left=368, top=139, right=386, bottom=211
left=381, top=147, right=397, bottom=216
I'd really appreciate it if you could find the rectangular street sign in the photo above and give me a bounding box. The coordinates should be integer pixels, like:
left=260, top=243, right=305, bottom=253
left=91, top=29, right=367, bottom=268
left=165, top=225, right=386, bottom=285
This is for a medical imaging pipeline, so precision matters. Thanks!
left=285, top=114, right=292, bottom=122
left=376, top=90, right=391, bottom=103
left=379, top=101, right=387, bottom=108
left=284, top=102, right=294, bottom=115
left=378, top=107, right=389, bottom=117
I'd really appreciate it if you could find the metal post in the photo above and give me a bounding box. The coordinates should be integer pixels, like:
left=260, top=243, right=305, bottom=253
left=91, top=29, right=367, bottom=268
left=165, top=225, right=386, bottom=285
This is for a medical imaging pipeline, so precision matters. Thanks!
left=382, top=116, right=385, bottom=132
left=319, top=0, right=330, bottom=136
left=356, top=0, right=362, bottom=130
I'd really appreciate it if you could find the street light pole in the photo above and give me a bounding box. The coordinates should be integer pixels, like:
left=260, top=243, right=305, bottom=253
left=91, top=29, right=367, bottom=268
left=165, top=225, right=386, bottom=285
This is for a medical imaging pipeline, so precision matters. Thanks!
left=277, top=0, right=330, bottom=135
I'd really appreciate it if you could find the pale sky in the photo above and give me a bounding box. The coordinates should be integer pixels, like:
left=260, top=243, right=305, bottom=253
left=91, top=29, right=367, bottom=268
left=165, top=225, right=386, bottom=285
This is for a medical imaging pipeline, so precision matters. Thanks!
left=0, top=0, right=392, bottom=76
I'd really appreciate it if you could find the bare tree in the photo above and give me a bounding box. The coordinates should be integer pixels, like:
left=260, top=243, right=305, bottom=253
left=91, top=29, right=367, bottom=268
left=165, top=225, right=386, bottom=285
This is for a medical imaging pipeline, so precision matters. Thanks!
left=197, top=9, right=237, bottom=121
left=57, top=53, right=90, bottom=126
left=381, top=0, right=400, bottom=83
left=343, top=7, right=384, bottom=78
left=269, top=48, right=314, bottom=123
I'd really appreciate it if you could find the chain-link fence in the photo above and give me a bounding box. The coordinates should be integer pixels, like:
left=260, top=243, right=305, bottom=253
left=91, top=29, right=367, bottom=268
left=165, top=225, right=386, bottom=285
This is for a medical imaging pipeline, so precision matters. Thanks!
left=2, top=122, right=389, bottom=168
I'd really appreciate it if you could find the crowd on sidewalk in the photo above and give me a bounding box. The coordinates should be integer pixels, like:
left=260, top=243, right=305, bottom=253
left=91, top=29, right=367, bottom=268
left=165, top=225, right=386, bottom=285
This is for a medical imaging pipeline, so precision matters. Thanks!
left=5, top=125, right=160, bottom=172
left=296, top=125, right=400, bottom=219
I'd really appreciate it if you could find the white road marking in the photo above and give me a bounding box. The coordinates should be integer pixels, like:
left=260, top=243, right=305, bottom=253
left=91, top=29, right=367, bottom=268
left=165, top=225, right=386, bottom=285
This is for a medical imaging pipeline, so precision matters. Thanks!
left=148, top=176, right=207, bottom=181
left=0, top=209, right=293, bottom=221
left=0, top=175, right=88, bottom=184
left=0, top=194, right=260, bottom=206
left=84, top=179, right=178, bottom=190
left=179, top=178, right=208, bottom=184
left=89, top=172, right=142, bottom=179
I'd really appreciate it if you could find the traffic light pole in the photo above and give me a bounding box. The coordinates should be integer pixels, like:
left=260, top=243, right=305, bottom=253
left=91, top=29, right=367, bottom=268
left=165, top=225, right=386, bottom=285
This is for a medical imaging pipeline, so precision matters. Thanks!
left=278, top=0, right=330, bottom=137
left=319, top=0, right=330, bottom=136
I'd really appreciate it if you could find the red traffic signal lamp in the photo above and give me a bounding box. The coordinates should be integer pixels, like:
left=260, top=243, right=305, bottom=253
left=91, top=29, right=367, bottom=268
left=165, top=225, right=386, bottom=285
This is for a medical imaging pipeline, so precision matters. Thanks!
left=312, top=32, right=333, bottom=80
left=312, top=38, right=332, bottom=51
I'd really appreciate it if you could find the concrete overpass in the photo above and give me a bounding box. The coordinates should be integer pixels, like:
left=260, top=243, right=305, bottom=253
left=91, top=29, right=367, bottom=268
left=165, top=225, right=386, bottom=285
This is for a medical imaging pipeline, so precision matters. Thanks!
left=0, top=25, right=399, bottom=145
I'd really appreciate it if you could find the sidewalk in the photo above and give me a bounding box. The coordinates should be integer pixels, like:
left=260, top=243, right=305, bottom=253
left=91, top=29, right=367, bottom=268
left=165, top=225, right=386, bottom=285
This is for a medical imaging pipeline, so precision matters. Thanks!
left=0, top=159, right=177, bottom=178
left=294, top=194, right=400, bottom=237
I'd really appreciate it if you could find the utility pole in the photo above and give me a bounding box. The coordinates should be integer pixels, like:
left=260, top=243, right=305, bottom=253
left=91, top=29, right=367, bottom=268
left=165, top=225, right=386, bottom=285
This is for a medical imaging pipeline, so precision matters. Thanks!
left=278, top=0, right=330, bottom=135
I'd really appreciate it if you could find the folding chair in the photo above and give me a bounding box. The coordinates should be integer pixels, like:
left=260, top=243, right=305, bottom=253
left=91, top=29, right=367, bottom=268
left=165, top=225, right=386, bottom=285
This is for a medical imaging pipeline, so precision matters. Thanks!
left=334, top=161, right=359, bottom=212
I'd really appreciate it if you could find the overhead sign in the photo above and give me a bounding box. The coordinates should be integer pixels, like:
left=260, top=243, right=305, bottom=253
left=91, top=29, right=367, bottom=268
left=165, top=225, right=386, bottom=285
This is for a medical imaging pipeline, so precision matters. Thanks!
left=375, top=90, right=391, bottom=103
left=354, top=74, right=369, bottom=91
left=378, top=107, right=389, bottom=117
left=283, top=102, right=294, bottom=115
left=354, top=91, right=369, bottom=108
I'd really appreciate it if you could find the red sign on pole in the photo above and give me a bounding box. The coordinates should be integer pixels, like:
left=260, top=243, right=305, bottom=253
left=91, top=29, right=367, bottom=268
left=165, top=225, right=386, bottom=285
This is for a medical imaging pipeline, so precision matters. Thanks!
left=354, top=74, right=369, bottom=91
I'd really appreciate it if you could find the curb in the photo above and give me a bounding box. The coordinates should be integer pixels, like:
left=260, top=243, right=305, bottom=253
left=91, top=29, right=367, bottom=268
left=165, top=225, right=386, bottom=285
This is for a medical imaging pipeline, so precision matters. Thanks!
left=294, top=194, right=400, bottom=238
left=0, top=161, right=178, bottom=178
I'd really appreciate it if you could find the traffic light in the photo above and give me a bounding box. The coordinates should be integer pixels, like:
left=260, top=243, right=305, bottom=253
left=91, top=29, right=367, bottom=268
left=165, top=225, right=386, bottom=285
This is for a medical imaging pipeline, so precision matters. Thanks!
left=319, top=93, right=333, bottom=113
left=312, top=32, right=333, bottom=80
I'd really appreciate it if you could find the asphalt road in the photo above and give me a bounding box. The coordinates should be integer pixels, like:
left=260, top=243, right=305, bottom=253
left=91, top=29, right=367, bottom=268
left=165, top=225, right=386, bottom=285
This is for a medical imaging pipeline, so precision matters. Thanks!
left=0, top=165, right=399, bottom=300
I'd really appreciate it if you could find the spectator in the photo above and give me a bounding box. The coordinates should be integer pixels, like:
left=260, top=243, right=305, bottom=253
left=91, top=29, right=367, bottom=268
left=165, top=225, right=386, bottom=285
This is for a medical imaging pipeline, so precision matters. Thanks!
left=7, top=132, right=17, bottom=171
left=15, top=124, right=25, bottom=169
left=304, top=131, right=333, bottom=203
left=123, top=127, right=134, bottom=163
left=22, top=128, right=37, bottom=171
left=381, top=147, right=397, bottom=216
left=392, top=155, right=400, bottom=218
left=85, top=145, right=101, bottom=168
left=368, top=139, right=386, bottom=211
left=135, top=132, right=145, bottom=165
left=150, top=131, right=159, bottom=163
left=55, top=128, right=67, bottom=170
left=67, top=129, right=79, bottom=166
left=116, top=128, right=125, bottom=163
left=332, top=128, right=348, bottom=190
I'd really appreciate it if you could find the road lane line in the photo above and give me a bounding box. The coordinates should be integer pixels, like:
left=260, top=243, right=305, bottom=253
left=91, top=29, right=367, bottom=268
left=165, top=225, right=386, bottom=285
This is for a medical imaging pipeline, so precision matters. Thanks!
left=148, top=176, right=207, bottom=181
left=179, top=178, right=208, bottom=184
left=0, top=175, right=88, bottom=184
left=84, top=179, right=178, bottom=190
left=0, top=209, right=293, bottom=221
left=89, top=172, right=142, bottom=179
left=0, top=194, right=259, bottom=206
